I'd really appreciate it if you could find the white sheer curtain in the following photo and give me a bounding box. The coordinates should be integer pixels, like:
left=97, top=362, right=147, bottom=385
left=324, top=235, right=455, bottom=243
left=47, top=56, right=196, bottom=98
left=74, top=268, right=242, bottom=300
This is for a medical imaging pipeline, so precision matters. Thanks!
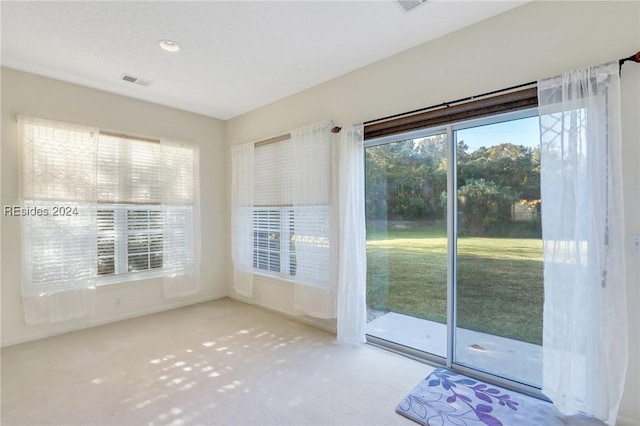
left=291, top=121, right=335, bottom=317
left=538, top=61, right=627, bottom=425
left=161, top=139, right=201, bottom=298
left=19, top=116, right=98, bottom=324
left=336, top=124, right=367, bottom=344
left=231, top=143, right=255, bottom=297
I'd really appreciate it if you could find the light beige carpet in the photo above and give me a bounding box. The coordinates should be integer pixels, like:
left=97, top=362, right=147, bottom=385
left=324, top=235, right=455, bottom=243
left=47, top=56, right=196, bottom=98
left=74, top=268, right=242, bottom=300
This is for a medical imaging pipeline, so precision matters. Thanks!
left=1, top=298, right=432, bottom=426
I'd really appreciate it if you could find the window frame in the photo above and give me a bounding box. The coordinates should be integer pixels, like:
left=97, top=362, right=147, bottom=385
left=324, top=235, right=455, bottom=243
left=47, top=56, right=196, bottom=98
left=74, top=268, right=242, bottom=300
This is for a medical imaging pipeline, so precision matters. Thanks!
left=250, top=134, right=298, bottom=282
left=231, top=121, right=332, bottom=293
left=363, top=105, right=545, bottom=399
left=97, top=203, right=164, bottom=286
left=252, top=206, right=297, bottom=279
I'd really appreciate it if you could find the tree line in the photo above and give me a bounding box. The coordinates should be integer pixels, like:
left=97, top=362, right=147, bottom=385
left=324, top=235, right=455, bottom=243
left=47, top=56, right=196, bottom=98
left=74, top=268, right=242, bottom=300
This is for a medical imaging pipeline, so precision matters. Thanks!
left=365, top=135, right=540, bottom=236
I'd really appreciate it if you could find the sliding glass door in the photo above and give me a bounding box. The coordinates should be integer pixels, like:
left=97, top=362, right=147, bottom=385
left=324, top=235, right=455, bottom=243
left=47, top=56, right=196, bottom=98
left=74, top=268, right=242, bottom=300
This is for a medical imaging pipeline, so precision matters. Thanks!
left=452, top=115, right=542, bottom=388
left=365, top=110, right=543, bottom=391
left=365, top=131, right=448, bottom=358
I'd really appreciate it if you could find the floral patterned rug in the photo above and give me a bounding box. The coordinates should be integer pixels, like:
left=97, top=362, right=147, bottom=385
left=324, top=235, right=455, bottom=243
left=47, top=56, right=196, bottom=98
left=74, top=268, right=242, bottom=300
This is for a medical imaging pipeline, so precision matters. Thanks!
left=396, top=368, right=603, bottom=426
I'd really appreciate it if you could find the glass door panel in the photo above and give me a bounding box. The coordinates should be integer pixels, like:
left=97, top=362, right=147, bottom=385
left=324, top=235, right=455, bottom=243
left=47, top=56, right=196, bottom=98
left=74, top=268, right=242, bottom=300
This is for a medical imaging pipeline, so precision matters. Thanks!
left=363, top=111, right=543, bottom=392
left=365, top=133, right=448, bottom=357
left=453, top=116, right=543, bottom=387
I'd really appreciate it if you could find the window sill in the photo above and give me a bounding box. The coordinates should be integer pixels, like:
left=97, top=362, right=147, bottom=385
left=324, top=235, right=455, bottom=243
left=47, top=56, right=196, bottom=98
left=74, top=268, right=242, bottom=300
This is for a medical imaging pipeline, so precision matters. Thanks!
left=97, top=270, right=163, bottom=287
left=252, top=270, right=296, bottom=286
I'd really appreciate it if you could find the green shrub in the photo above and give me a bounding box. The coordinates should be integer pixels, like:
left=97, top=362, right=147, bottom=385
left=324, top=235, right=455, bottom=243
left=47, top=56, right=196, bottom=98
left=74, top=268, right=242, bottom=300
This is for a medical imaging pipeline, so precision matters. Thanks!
left=456, top=179, right=515, bottom=236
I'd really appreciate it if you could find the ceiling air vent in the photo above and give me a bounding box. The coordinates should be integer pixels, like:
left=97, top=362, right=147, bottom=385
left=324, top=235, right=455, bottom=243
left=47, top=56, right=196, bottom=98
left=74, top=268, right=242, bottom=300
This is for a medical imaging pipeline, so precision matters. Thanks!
left=397, top=0, right=428, bottom=13
left=120, top=73, right=152, bottom=87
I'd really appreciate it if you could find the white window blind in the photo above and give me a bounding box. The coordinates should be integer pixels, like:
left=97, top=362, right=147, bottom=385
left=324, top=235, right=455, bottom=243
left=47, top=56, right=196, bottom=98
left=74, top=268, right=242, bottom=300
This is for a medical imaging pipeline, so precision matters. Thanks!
left=96, top=133, right=167, bottom=283
left=253, top=138, right=296, bottom=278
left=126, top=209, right=163, bottom=274
left=97, top=134, right=162, bottom=204
left=254, top=138, right=293, bottom=206
left=253, top=208, right=296, bottom=275
left=253, top=208, right=282, bottom=273
left=97, top=208, right=117, bottom=275
left=96, top=205, right=163, bottom=277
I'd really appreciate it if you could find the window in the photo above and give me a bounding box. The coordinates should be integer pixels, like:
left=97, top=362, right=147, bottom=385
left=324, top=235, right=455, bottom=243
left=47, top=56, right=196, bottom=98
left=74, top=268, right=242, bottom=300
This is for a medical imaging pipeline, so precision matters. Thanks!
left=251, top=136, right=297, bottom=278
left=20, top=116, right=199, bottom=298
left=126, top=209, right=163, bottom=272
left=231, top=121, right=352, bottom=318
left=252, top=208, right=296, bottom=275
left=97, top=206, right=163, bottom=276
left=231, top=121, right=331, bottom=287
left=95, top=132, right=167, bottom=282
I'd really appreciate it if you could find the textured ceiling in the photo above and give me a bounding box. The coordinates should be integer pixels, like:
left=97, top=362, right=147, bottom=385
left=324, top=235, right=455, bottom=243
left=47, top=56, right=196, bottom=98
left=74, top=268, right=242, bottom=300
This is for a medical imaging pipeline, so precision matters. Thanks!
left=1, top=1, right=527, bottom=120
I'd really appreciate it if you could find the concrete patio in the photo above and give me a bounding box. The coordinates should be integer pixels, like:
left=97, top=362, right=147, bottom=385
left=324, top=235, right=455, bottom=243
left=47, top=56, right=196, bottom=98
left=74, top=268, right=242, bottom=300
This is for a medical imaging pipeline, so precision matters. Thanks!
left=366, top=311, right=542, bottom=387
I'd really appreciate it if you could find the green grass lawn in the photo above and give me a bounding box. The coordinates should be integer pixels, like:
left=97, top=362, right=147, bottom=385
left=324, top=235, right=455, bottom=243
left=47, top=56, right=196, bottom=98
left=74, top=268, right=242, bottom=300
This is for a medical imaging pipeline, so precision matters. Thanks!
left=366, top=223, right=543, bottom=345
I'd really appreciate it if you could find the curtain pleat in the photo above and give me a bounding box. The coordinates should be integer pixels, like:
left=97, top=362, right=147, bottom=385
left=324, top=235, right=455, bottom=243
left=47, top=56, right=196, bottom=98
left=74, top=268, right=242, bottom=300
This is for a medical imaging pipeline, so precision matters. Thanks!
left=336, top=124, right=367, bottom=343
left=161, top=139, right=201, bottom=298
left=291, top=121, right=335, bottom=318
left=231, top=143, right=255, bottom=297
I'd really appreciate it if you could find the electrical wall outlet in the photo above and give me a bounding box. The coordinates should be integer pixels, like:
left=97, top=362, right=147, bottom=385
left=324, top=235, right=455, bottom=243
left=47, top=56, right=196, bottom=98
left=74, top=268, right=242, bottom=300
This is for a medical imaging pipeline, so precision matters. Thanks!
left=628, top=234, right=640, bottom=255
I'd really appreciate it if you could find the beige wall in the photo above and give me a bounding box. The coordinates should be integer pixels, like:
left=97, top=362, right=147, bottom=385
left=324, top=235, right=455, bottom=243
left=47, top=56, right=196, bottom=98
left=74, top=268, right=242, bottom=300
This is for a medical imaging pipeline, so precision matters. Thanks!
left=0, top=68, right=229, bottom=346
left=225, top=2, right=640, bottom=424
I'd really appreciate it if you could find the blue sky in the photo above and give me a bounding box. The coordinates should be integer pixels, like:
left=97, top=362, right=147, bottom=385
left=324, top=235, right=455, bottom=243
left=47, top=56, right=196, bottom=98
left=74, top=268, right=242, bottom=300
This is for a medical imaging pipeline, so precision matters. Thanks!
left=455, top=116, right=540, bottom=152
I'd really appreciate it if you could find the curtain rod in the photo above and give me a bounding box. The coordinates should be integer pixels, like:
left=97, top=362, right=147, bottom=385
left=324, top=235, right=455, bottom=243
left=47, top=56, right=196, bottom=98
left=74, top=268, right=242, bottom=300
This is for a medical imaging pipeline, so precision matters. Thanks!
left=365, top=50, right=640, bottom=127
left=363, top=81, right=536, bottom=126
left=619, top=51, right=640, bottom=74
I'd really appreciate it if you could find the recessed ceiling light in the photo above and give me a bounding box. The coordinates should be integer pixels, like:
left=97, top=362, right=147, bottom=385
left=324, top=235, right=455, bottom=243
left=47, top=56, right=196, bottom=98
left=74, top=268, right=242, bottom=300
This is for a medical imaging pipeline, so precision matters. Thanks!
left=159, top=40, right=180, bottom=52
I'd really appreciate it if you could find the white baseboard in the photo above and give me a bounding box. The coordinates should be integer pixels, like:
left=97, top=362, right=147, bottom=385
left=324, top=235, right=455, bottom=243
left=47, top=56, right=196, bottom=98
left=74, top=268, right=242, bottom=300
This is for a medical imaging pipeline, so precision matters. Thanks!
left=89, top=293, right=227, bottom=328
left=1, top=293, right=227, bottom=347
left=227, top=294, right=337, bottom=335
